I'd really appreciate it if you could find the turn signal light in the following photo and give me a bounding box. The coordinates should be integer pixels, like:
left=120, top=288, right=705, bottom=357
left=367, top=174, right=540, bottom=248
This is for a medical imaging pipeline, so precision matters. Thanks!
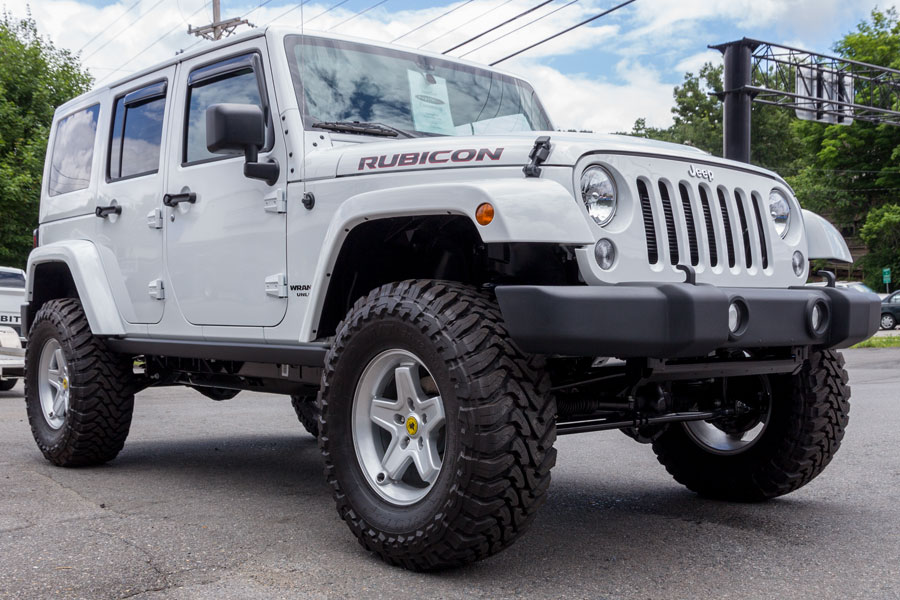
left=475, top=203, right=494, bottom=226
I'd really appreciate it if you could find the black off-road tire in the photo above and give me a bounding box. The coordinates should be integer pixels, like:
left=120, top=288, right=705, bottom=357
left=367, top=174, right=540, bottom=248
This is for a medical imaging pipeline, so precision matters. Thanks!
left=25, top=299, right=135, bottom=467
left=0, top=378, right=17, bottom=391
left=291, top=394, right=319, bottom=437
left=320, top=280, right=556, bottom=570
left=651, top=349, right=850, bottom=501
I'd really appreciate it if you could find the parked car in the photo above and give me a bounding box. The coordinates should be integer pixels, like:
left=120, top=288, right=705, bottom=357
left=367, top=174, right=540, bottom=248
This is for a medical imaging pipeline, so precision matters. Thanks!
left=0, top=325, right=24, bottom=391
left=21, top=27, right=880, bottom=570
left=0, top=267, right=25, bottom=342
left=881, top=291, right=900, bottom=329
left=808, top=280, right=883, bottom=297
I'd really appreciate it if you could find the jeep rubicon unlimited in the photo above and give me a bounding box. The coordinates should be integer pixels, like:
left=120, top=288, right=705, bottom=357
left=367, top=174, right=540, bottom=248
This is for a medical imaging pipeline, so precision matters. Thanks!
left=23, top=28, right=879, bottom=570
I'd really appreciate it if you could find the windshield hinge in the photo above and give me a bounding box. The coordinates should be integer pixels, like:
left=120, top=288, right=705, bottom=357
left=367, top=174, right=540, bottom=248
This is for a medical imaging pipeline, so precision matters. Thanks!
left=523, top=136, right=551, bottom=178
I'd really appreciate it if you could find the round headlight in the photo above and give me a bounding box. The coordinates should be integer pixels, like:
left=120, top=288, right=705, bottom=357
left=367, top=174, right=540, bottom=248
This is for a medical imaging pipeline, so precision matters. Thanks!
left=581, top=166, right=617, bottom=226
left=769, top=189, right=791, bottom=238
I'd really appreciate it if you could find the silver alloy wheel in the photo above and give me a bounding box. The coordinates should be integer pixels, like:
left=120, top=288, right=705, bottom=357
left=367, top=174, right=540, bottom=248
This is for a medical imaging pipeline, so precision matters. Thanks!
left=683, top=379, right=773, bottom=456
left=38, top=338, right=70, bottom=430
left=882, top=314, right=895, bottom=329
left=352, top=349, right=447, bottom=506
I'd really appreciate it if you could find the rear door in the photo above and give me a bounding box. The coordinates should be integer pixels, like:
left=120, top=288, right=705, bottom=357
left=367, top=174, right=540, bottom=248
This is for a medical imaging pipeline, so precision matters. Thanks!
left=164, top=43, right=288, bottom=327
left=96, top=67, right=175, bottom=324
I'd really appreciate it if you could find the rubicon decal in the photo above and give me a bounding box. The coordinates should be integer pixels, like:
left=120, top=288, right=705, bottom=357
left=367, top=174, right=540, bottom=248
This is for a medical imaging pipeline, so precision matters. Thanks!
left=358, top=147, right=504, bottom=171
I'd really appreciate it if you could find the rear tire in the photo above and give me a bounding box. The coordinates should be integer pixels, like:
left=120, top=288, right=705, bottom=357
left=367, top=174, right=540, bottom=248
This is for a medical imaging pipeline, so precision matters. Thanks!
left=25, top=299, right=135, bottom=467
left=320, top=280, right=556, bottom=570
left=291, top=394, right=319, bottom=437
left=881, top=313, right=896, bottom=330
left=651, top=350, right=849, bottom=501
left=0, top=378, right=16, bottom=391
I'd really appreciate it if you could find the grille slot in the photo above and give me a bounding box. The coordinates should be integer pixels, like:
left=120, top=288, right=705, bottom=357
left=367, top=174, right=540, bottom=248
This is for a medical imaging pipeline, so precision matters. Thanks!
left=698, top=187, right=718, bottom=267
left=751, top=194, right=770, bottom=269
left=717, top=188, right=737, bottom=268
left=734, top=190, right=753, bottom=268
left=678, top=183, right=700, bottom=266
left=637, top=180, right=658, bottom=264
left=658, top=181, right=679, bottom=265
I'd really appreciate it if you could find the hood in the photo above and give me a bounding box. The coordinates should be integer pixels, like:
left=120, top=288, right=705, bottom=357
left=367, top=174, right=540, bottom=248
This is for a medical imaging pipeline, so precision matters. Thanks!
left=302, top=131, right=784, bottom=182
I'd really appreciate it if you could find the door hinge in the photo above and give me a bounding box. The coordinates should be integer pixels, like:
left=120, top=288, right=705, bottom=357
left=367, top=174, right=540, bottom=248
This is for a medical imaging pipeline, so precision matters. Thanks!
left=146, top=208, right=163, bottom=229
left=263, top=188, right=287, bottom=214
left=265, top=273, right=288, bottom=298
left=148, top=279, right=165, bottom=300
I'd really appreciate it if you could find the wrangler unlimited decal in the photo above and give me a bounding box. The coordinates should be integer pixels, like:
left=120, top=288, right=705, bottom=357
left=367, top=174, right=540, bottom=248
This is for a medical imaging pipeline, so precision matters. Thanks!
left=357, top=147, right=504, bottom=171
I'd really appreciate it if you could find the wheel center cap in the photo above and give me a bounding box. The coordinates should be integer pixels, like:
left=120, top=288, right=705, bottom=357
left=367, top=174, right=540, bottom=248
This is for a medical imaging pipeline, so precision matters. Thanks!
left=62, top=377, right=68, bottom=391
left=405, top=415, right=419, bottom=436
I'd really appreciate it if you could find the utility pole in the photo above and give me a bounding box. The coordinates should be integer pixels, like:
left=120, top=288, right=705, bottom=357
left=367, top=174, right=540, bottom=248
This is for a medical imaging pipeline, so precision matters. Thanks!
left=188, top=0, right=252, bottom=41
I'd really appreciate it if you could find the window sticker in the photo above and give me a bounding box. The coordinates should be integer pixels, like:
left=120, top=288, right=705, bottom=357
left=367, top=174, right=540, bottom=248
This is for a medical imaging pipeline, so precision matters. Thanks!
left=407, top=70, right=455, bottom=135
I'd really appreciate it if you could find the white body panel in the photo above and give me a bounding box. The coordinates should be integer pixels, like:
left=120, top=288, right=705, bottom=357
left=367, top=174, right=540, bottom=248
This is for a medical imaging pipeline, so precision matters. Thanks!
left=31, top=27, right=853, bottom=348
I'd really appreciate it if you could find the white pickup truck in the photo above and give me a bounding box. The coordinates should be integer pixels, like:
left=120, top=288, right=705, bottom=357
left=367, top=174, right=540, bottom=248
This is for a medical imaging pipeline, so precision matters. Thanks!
left=0, top=267, right=25, bottom=390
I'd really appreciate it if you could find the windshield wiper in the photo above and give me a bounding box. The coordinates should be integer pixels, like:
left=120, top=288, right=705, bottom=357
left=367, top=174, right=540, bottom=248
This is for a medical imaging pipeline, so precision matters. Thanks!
left=310, top=121, right=415, bottom=138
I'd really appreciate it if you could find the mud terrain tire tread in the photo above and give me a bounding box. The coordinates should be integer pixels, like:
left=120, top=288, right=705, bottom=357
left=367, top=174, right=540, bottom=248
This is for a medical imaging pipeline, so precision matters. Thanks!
left=25, top=298, right=134, bottom=467
left=291, top=394, right=319, bottom=437
left=651, top=349, right=849, bottom=501
left=319, top=280, right=555, bottom=570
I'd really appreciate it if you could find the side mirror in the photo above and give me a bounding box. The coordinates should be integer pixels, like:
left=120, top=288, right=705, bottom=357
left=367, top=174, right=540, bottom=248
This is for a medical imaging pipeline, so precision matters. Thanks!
left=206, top=103, right=279, bottom=185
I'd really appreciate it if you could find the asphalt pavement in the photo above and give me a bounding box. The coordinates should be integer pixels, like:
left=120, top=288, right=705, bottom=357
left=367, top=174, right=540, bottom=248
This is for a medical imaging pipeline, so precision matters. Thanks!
left=1, top=348, right=899, bottom=600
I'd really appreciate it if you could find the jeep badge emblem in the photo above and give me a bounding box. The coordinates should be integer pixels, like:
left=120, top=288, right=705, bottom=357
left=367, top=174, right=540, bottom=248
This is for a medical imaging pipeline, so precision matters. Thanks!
left=688, top=165, right=714, bottom=181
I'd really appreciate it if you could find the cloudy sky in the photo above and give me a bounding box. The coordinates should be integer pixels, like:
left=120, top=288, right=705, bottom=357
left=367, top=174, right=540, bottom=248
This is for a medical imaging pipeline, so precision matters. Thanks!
left=8, top=0, right=896, bottom=132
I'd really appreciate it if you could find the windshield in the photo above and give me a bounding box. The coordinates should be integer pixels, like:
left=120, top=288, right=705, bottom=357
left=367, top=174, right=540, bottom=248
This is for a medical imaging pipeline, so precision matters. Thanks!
left=285, top=35, right=552, bottom=137
left=848, top=283, right=876, bottom=294
left=0, top=271, right=25, bottom=289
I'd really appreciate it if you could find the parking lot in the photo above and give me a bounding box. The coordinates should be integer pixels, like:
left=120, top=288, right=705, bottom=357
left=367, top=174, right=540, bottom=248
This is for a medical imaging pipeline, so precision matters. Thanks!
left=0, top=348, right=898, bottom=600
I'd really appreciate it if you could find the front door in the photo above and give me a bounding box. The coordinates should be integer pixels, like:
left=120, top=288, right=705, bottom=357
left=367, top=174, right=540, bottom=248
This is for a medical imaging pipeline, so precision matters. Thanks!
left=96, top=67, right=175, bottom=324
left=164, top=44, right=288, bottom=327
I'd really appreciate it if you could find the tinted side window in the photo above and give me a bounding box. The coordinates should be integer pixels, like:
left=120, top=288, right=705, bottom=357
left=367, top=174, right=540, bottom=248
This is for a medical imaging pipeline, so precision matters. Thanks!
left=0, top=272, right=25, bottom=289
left=48, top=104, right=100, bottom=196
left=109, top=84, right=166, bottom=180
left=185, top=66, right=263, bottom=164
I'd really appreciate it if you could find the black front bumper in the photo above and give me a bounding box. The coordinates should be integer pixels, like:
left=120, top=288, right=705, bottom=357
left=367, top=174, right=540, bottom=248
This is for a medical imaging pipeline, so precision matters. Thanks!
left=495, top=284, right=880, bottom=358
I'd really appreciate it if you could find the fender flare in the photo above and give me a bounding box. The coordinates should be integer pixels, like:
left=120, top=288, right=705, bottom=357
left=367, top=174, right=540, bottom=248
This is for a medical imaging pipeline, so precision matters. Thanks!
left=26, top=241, right=126, bottom=336
left=299, top=178, right=593, bottom=340
left=802, top=209, right=852, bottom=263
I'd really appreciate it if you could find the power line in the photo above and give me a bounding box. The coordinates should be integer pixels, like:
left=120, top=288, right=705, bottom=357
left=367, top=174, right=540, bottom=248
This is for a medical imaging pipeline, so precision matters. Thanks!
left=417, top=0, right=514, bottom=49
left=391, top=0, right=476, bottom=43
left=95, top=1, right=212, bottom=86
left=77, top=0, right=143, bottom=53
left=82, top=0, right=168, bottom=61
left=329, top=0, right=389, bottom=31
left=459, top=0, right=578, bottom=59
left=303, top=0, right=353, bottom=26
left=260, top=0, right=311, bottom=27
left=443, top=0, right=553, bottom=55
left=489, top=0, right=638, bottom=65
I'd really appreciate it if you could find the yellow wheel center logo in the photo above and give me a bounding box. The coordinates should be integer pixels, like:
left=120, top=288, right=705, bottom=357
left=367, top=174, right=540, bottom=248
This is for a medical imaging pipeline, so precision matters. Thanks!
left=62, top=378, right=68, bottom=390
left=405, top=416, right=418, bottom=436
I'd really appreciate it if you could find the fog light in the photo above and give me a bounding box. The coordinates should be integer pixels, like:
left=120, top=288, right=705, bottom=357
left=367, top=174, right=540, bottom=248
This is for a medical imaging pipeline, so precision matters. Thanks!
left=728, top=303, right=741, bottom=333
left=808, top=300, right=829, bottom=336
left=594, top=238, right=616, bottom=270
left=792, top=251, right=805, bottom=277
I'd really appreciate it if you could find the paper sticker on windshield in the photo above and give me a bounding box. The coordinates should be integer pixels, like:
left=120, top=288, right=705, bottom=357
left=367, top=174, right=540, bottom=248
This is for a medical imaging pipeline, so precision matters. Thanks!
left=407, top=70, right=455, bottom=135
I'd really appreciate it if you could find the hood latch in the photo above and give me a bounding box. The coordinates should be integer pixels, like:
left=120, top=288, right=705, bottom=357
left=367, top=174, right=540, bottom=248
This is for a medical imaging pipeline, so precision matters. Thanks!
left=523, top=136, right=551, bottom=178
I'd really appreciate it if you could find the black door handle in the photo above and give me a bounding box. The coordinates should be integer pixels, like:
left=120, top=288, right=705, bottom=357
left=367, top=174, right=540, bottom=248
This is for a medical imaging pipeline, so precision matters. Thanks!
left=95, top=204, right=122, bottom=218
left=163, top=192, right=197, bottom=207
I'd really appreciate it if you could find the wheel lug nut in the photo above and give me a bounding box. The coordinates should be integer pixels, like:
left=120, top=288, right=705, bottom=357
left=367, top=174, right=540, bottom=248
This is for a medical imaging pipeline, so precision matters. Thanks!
left=394, top=414, right=404, bottom=424
left=418, top=438, right=424, bottom=449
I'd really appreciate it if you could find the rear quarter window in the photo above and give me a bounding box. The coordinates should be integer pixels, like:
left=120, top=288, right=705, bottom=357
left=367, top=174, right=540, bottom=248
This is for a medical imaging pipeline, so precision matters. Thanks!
left=47, top=104, right=100, bottom=196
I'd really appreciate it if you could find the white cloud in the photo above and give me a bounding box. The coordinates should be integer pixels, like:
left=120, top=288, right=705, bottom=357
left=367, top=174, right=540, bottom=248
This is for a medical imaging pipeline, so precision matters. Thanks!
left=5, top=0, right=897, bottom=133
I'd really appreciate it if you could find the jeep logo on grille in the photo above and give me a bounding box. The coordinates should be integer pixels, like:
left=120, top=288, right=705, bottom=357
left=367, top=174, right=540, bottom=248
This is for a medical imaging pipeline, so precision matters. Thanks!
left=688, top=165, right=714, bottom=181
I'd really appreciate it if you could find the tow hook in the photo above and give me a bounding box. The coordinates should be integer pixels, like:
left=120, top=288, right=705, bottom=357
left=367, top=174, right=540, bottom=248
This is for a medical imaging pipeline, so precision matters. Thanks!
left=523, top=136, right=551, bottom=177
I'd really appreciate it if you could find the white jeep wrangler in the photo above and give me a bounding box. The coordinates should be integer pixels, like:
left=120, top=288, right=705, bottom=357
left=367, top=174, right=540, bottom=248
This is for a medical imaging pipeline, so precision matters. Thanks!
left=24, top=28, right=879, bottom=570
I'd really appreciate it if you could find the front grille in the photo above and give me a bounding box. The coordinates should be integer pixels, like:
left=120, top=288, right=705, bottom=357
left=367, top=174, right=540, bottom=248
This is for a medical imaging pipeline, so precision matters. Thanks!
left=637, top=178, right=770, bottom=273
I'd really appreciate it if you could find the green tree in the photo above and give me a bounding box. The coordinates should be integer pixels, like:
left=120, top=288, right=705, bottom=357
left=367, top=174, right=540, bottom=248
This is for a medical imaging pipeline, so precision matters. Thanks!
left=858, top=204, right=900, bottom=291
left=0, top=13, right=92, bottom=268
